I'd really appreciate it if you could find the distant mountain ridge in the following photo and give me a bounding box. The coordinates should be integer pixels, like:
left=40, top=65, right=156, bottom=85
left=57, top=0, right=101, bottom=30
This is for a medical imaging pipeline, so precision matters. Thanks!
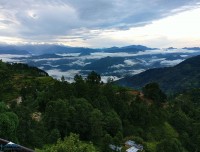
left=99, top=45, right=154, bottom=53
left=1, top=44, right=200, bottom=82
left=116, top=55, right=200, bottom=93
left=183, top=47, right=200, bottom=51
left=0, top=44, right=199, bottom=55
left=0, top=45, right=30, bottom=55
left=0, top=44, right=154, bottom=55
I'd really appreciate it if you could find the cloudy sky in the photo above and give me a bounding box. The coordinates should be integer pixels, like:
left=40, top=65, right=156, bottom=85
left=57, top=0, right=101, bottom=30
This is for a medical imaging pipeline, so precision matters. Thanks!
left=0, top=0, right=200, bottom=48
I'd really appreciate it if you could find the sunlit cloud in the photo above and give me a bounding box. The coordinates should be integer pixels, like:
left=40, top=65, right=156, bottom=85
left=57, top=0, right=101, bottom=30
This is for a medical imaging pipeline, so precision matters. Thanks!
left=0, top=0, right=199, bottom=47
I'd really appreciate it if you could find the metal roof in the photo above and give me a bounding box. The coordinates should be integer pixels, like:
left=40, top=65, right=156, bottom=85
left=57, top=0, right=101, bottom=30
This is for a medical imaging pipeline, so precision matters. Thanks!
left=0, top=138, right=34, bottom=152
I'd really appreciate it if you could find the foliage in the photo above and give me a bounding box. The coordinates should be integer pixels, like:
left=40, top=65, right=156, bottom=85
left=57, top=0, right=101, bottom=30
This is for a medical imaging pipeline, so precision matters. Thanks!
left=156, top=138, right=185, bottom=152
left=36, top=133, right=98, bottom=152
left=0, top=61, right=200, bottom=152
left=0, top=102, right=19, bottom=142
left=145, top=142, right=158, bottom=152
left=142, top=83, right=167, bottom=104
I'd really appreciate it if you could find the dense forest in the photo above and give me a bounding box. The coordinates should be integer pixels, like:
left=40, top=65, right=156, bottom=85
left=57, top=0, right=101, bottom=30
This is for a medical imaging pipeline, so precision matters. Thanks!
left=0, top=60, right=200, bottom=152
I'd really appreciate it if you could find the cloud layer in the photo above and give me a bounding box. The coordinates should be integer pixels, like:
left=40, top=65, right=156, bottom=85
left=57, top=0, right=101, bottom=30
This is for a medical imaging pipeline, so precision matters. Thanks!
left=0, top=0, right=199, bottom=47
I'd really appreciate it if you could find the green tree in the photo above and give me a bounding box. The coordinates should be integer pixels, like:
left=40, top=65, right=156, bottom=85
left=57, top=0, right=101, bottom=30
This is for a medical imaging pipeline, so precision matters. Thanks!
left=86, top=71, right=101, bottom=100
left=86, top=71, right=101, bottom=84
left=104, top=110, right=122, bottom=136
left=44, top=99, right=69, bottom=139
left=61, top=75, right=65, bottom=82
left=113, top=131, right=123, bottom=146
left=36, top=133, right=98, bottom=152
left=142, top=83, right=166, bottom=105
left=156, top=138, right=185, bottom=152
left=89, top=109, right=103, bottom=143
left=170, top=110, right=190, bottom=133
left=47, top=129, right=61, bottom=144
left=69, top=98, right=93, bottom=140
left=129, top=97, right=149, bottom=127
left=101, top=134, right=113, bottom=152
left=0, top=102, right=19, bottom=141
left=73, top=74, right=88, bottom=98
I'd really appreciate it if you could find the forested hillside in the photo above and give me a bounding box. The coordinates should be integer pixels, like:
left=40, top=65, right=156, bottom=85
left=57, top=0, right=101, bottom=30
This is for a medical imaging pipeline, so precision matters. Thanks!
left=116, top=55, right=200, bottom=93
left=0, top=60, right=200, bottom=152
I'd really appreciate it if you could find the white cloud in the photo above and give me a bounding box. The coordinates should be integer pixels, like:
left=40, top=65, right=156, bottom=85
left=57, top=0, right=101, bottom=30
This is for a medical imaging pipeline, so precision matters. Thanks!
left=43, top=63, right=60, bottom=68
left=180, top=55, right=189, bottom=57
left=130, top=69, right=145, bottom=75
left=32, top=58, right=63, bottom=62
left=112, top=69, right=145, bottom=76
left=109, top=64, right=125, bottom=69
left=149, top=58, right=166, bottom=63
left=109, top=59, right=137, bottom=69
left=99, top=7, right=200, bottom=48
left=135, top=48, right=198, bottom=56
left=0, top=0, right=199, bottom=47
left=0, top=54, right=29, bottom=62
left=101, top=76, right=120, bottom=83
left=56, top=53, right=81, bottom=57
left=69, top=60, right=90, bottom=66
left=160, top=59, right=184, bottom=66
left=46, top=69, right=81, bottom=82
left=124, top=59, right=137, bottom=66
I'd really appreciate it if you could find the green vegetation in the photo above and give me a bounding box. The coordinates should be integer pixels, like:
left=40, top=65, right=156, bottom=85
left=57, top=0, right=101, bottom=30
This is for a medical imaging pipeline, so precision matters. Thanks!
left=36, top=133, right=98, bottom=152
left=0, top=60, right=200, bottom=151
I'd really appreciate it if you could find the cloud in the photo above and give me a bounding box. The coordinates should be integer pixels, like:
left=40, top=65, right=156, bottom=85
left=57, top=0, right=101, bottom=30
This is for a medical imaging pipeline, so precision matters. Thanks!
left=101, top=76, right=120, bottom=83
left=160, top=59, right=184, bottom=66
left=0, top=0, right=199, bottom=45
left=55, top=48, right=198, bottom=64
left=135, top=48, right=198, bottom=56
left=56, top=53, right=81, bottom=57
left=0, top=54, right=29, bottom=62
left=180, top=55, right=188, bottom=58
left=46, top=69, right=81, bottom=82
left=109, top=64, right=125, bottom=69
left=124, top=59, right=137, bottom=66
left=112, top=69, right=145, bottom=76
left=149, top=58, right=166, bottom=63
left=109, top=59, right=138, bottom=69
left=69, top=60, right=90, bottom=66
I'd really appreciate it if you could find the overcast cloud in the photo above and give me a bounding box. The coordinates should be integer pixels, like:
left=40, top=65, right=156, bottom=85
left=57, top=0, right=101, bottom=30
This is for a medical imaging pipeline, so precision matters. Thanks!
left=0, top=0, right=199, bottom=47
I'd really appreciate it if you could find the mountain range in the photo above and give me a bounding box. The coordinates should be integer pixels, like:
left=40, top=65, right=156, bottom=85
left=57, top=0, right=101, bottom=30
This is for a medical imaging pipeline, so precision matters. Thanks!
left=0, top=44, right=153, bottom=55
left=0, top=44, right=200, bottom=82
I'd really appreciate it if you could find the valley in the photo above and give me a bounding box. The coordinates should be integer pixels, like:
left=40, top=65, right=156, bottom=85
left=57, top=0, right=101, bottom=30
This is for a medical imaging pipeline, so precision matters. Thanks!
left=1, top=45, right=200, bottom=82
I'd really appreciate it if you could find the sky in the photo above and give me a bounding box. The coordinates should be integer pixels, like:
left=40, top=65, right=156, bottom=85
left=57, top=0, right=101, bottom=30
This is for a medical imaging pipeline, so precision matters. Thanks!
left=0, top=0, right=200, bottom=48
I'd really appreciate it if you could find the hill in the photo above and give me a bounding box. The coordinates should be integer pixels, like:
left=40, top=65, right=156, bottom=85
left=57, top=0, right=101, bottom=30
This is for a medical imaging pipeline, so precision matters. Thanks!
left=83, top=56, right=125, bottom=73
left=1, top=60, right=200, bottom=152
left=116, top=55, right=200, bottom=93
left=0, top=44, right=153, bottom=55
left=2, top=44, right=200, bottom=81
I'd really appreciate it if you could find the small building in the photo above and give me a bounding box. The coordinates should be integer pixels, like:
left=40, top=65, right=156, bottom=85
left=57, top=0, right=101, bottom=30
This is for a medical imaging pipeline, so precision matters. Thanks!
left=125, top=140, right=143, bottom=152
left=125, top=140, right=135, bottom=148
left=126, top=146, right=139, bottom=152
left=109, top=144, right=122, bottom=152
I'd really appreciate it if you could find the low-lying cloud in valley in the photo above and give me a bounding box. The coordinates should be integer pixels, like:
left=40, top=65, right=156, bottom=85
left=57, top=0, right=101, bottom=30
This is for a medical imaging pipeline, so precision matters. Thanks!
left=0, top=46, right=200, bottom=82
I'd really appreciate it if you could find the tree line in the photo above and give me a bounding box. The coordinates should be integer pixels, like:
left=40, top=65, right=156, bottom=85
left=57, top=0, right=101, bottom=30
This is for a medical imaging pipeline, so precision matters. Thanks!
left=0, top=61, right=200, bottom=151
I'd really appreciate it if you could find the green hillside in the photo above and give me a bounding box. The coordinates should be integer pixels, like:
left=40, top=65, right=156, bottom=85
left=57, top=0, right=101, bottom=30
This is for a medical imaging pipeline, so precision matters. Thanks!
left=0, top=60, right=200, bottom=152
